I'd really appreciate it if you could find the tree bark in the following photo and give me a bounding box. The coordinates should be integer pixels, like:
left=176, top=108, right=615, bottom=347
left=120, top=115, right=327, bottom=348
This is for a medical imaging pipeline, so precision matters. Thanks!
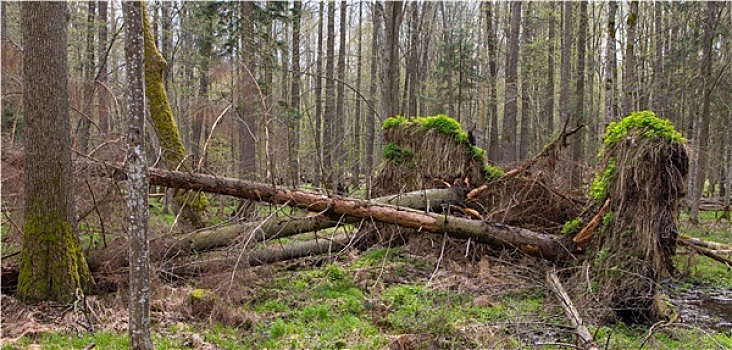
left=519, top=2, right=531, bottom=160
left=334, top=1, right=347, bottom=187
left=382, top=1, right=404, bottom=117
left=485, top=2, right=500, bottom=163
left=603, top=1, right=618, bottom=125
left=77, top=1, right=96, bottom=154
left=141, top=3, right=210, bottom=229
left=123, top=2, right=153, bottom=348
left=689, top=2, right=717, bottom=224
left=546, top=272, right=600, bottom=350
left=622, top=1, right=638, bottom=117
left=407, top=2, right=420, bottom=118
left=287, top=1, right=302, bottom=189
left=543, top=3, right=556, bottom=142
left=352, top=2, right=363, bottom=189
left=501, top=1, right=521, bottom=164
left=238, top=1, right=257, bottom=180
left=313, top=2, right=325, bottom=187
left=18, top=1, right=94, bottom=303
left=98, top=1, right=110, bottom=135
left=571, top=1, right=588, bottom=187
left=559, top=2, right=573, bottom=126
left=366, top=3, right=382, bottom=198
left=323, top=1, right=336, bottom=185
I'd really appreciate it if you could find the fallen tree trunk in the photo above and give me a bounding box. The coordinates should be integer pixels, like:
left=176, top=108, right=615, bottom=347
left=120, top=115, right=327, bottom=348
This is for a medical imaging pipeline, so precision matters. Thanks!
left=168, top=234, right=352, bottom=277
left=546, top=271, right=600, bottom=350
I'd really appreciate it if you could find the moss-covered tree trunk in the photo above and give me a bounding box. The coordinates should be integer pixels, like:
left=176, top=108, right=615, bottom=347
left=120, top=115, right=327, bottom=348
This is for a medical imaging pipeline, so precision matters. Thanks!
left=18, top=1, right=93, bottom=303
left=141, top=3, right=209, bottom=229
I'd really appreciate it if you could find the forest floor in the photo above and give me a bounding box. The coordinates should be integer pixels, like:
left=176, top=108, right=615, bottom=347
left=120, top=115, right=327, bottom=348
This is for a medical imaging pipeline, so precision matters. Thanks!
left=1, top=203, right=731, bottom=350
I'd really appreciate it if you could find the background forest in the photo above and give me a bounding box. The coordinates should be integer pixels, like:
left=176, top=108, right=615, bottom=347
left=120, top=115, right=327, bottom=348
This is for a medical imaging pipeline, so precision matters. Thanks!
left=1, top=1, right=732, bottom=349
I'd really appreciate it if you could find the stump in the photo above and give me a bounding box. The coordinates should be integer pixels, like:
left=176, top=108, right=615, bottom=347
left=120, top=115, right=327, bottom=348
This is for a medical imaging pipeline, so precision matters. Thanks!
left=589, top=111, right=688, bottom=324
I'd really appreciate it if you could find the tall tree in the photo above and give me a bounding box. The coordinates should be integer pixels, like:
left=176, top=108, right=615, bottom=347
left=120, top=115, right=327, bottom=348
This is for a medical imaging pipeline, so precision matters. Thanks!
left=603, top=1, right=618, bottom=125
left=559, top=2, right=573, bottom=126
left=313, top=2, right=325, bottom=186
left=334, top=1, right=347, bottom=187
left=519, top=2, right=532, bottom=160
left=288, top=0, right=302, bottom=188
left=141, top=2, right=210, bottom=229
left=238, top=1, right=257, bottom=180
left=485, top=2, right=500, bottom=163
left=323, top=1, right=336, bottom=185
left=689, top=2, right=718, bottom=224
left=407, top=2, right=420, bottom=118
left=366, top=2, right=382, bottom=197
left=18, top=1, right=93, bottom=303
left=501, top=1, right=521, bottom=163
left=622, top=1, right=638, bottom=116
left=543, top=3, right=556, bottom=142
left=123, top=2, right=152, bottom=349
left=98, top=1, right=110, bottom=135
left=352, top=1, right=363, bottom=188
left=77, top=1, right=96, bottom=154
left=651, top=2, right=665, bottom=117
left=571, top=1, right=588, bottom=187
left=382, top=1, right=404, bottom=117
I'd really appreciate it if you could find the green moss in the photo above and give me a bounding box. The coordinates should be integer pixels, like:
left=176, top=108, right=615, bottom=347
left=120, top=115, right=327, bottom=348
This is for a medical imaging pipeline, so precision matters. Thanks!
left=190, top=288, right=211, bottom=301
left=590, top=157, right=616, bottom=201
left=561, top=218, right=583, bottom=235
left=602, top=111, right=685, bottom=153
left=382, top=115, right=409, bottom=129
left=469, top=145, right=487, bottom=160
left=18, top=211, right=92, bottom=303
left=383, top=143, right=413, bottom=164
left=414, top=115, right=469, bottom=142
left=482, top=164, right=505, bottom=182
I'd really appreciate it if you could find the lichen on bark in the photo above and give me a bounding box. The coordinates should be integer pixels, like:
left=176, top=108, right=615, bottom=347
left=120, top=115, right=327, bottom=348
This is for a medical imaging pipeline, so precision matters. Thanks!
left=141, top=3, right=209, bottom=228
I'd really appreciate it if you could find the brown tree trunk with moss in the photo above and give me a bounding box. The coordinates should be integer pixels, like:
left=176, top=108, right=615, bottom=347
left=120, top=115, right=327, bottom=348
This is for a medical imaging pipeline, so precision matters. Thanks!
left=18, top=1, right=93, bottom=303
left=141, top=3, right=209, bottom=229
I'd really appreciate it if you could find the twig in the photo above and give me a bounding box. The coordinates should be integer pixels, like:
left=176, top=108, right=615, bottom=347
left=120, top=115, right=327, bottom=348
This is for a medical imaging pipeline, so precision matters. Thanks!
left=679, top=239, right=732, bottom=268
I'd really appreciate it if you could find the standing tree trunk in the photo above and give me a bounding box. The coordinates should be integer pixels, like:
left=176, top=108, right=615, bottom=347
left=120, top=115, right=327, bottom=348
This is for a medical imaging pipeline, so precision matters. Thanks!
left=543, top=3, right=556, bottom=143
left=651, top=2, right=664, bottom=117
left=485, top=2, right=500, bottom=163
left=288, top=0, right=302, bottom=189
left=141, top=3, right=209, bottom=229
left=689, top=2, right=718, bottom=224
left=98, top=1, right=110, bottom=135
left=123, top=2, right=152, bottom=348
left=18, top=1, right=93, bottom=303
left=334, top=1, right=347, bottom=188
left=366, top=2, right=382, bottom=198
left=313, top=2, right=325, bottom=187
left=382, top=1, right=404, bottom=117
left=571, top=1, right=588, bottom=187
left=603, top=1, right=618, bottom=125
left=77, top=1, right=96, bottom=154
left=238, top=1, right=257, bottom=180
left=622, top=1, right=638, bottom=117
left=501, top=1, right=521, bottom=164
left=559, top=2, right=573, bottom=126
left=323, top=1, right=336, bottom=186
left=519, top=2, right=532, bottom=160
left=406, top=2, right=420, bottom=118
left=352, top=1, right=363, bottom=189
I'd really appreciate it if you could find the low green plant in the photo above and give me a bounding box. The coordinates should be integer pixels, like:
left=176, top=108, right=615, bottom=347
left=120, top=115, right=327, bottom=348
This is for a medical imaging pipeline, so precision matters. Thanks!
left=590, top=157, right=616, bottom=201
left=382, top=115, right=409, bottom=129
left=414, top=115, right=469, bottom=142
left=383, top=143, right=413, bottom=164
left=601, top=111, right=685, bottom=155
left=561, top=217, right=583, bottom=235
left=469, top=145, right=487, bottom=160
left=482, top=164, right=504, bottom=182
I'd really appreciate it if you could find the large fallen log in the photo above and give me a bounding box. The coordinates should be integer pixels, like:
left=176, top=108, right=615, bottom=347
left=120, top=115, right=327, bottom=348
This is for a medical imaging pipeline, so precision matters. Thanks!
left=99, top=163, right=573, bottom=262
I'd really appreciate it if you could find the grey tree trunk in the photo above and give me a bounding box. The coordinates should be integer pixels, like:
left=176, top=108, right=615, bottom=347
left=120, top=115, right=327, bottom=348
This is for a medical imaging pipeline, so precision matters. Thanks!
left=123, top=2, right=152, bottom=348
left=313, top=2, right=325, bottom=187
left=406, top=2, right=420, bottom=118
left=689, top=2, right=718, bottom=224
left=485, top=2, right=500, bottom=163
left=571, top=1, right=588, bottom=187
left=352, top=1, right=363, bottom=189
left=501, top=1, right=521, bottom=164
left=622, top=1, right=638, bottom=116
left=543, top=3, right=556, bottom=143
left=519, top=2, right=532, bottom=160
left=98, top=1, right=110, bottom=135
left=77, top=1, right=96, bottom=154
left=366, top=3, right=382, bottom=198
left=288, top=1, right=302, bottom=189
left=334, top=1, right=347, bottom=188
left=382, top=1, right=403, bottom=117
left=559, top=2, right=573, bottom=126
left=603, top=1, right=618, bottom=125
left=238, top=1, right=256, bottom=179
left=323, top=2, right=336, bottom=186
left=18, top=0, right=93, bottom=303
